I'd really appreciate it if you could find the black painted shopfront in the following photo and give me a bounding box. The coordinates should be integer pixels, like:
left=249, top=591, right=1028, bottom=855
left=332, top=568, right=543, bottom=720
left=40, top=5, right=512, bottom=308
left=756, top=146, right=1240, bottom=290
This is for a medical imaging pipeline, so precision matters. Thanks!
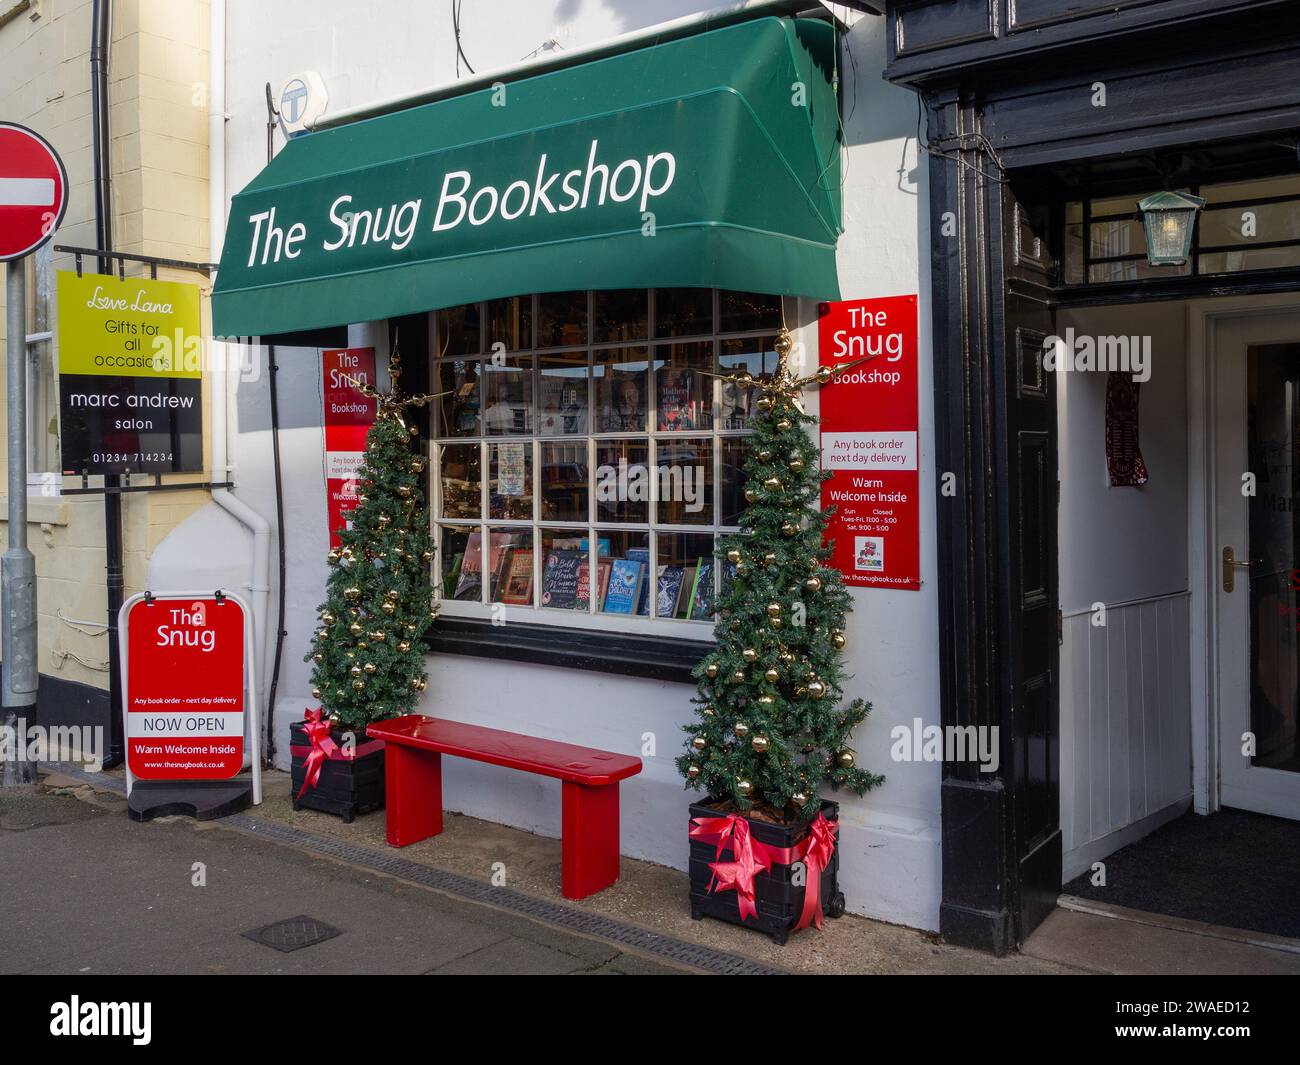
left=883, top=0, right=1300, bottom=952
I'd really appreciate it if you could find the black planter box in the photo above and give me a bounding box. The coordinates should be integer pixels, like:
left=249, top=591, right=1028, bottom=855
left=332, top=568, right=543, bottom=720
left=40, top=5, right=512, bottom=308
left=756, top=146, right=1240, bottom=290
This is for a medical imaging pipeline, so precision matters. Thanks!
left=688, top=798, right=844, bottom=945
left=289, top=720, right=386, bottom=823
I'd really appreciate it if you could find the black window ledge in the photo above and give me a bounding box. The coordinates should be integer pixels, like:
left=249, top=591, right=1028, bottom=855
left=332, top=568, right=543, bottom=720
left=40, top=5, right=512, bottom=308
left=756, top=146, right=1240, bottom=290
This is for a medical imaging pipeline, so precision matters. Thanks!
left=427, top=616, right=710, bottom=684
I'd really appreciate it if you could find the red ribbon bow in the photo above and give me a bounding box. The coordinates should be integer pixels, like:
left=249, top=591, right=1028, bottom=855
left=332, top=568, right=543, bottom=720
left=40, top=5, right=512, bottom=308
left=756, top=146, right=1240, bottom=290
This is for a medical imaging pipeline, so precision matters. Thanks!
left=295, top=708, right=341, bottom=799
left=688, top=810, right=839, bottom=930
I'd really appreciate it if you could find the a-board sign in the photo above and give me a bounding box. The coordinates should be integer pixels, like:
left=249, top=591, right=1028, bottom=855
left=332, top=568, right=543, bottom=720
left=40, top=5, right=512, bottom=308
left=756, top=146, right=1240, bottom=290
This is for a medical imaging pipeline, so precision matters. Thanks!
left=57, top=271, right=204, bottom=475
left=818, top=294, right=921, bottom=590
left=122, top=594, right=251, bottom=782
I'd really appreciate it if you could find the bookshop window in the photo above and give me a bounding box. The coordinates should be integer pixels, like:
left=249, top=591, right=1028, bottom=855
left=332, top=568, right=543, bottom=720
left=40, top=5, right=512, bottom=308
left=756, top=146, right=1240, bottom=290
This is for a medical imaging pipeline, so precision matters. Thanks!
left=431, top=289, right=783, bottom=635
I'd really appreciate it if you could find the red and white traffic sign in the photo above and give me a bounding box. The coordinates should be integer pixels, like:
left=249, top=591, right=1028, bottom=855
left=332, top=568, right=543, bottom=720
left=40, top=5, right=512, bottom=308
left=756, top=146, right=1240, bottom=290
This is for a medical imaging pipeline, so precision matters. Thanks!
left=0, top=122, right=67, bottom=262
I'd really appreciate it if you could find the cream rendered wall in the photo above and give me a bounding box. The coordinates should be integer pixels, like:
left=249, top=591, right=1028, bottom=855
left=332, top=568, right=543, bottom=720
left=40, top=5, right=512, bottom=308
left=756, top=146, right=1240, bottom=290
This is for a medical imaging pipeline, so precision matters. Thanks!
left=168, top=2, right=941, bottom=930
left=0, top=0, right=211, bottom=702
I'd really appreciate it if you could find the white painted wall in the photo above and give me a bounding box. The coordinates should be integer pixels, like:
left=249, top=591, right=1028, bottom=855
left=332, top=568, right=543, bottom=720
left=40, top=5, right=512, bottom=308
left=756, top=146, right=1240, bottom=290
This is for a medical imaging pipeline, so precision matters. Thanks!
left=1056, top=303, right=1193, bottom=877
left=153, top=3, right=941, bottom=930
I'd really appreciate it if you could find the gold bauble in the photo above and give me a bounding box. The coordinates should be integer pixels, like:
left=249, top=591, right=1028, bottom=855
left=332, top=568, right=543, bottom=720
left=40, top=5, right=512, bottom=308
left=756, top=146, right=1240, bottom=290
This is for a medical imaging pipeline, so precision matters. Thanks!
left=320, top=610, right=335, bottom=624
left=704, top=663, right=720, bottom=679
left=805, top=577, right=822, bottom=593
left=335, top=689, right=346, bottom=701
left=763, top=476, right=782, bottom=490
left=409, top=425, right=419, bottom=437
left=349, top=621, right=363, bottom=635
left=349, top=665, right=362, bottom=677
left=751, top=735, right=770, bottom=753
left=378, top=513, right=391, bottom=527
left=363, top=662, right=377, bottom=675
left=726, top=549, right=742, bottom=564
left=781, top=522, right=799, bottom=536
left=733, top=722, right=750, bottom=738
left=742, top=648, right=758, bottom=662
left=410, top=677, right=423, bottom=690
left=763, top=667, right=779, bottom=683
left=756, top=396, right=773, bottom=411
left=382, top=601, right=396, bottom=614
left=757, top=449, right=772, bottom=462
left=830, top=631, right=847, bottom=650
left=763, top=552, right=776, bottom=566
left=370, top=630, right=386, bottom=641
left=769, top=617, right=783, bottom=630
left=744, top=488, right=757, bottom=503
left=410, top=458, right=426, bottom=474
left=703, top=704, right=716, bottom=716
left=789, top=458, right=805, bottom=472
left=687, top=764, right=702, bottom=779
left=311, top=687, right=322, bottom=699
left=397, top=485, right=412, bottom=498
left=327, top=550, right=341, bottom=564
left=736, top=779, right=753, bottom=798
left=344, top=587, right=361, bottom=601
left=757, top=694, right=775, bottom=705
left=766, top=603, right=781, bottom=617
left=397, top=640, right=411, bottom=653
left=791, top=790, right=810, bottom=808
left=780, top=650, right=796, bottom=664
left=416, top=678, right=428, bottom=692
left=808, top=679, right=827, bottom=699
left=732, top=670, right=746, bottom=683
left=776, top=417, right=793, bottom=431
left=312, top=653, right=323, bottom=663
left=836, top=748, right=856, bottom=769
left=691, top=736, right=707, bottom=751
left=352, top=679, right=365, bottom=691
left=386, top=588, right=401, bottom=600
left=421, top=550, right=434, bottom=563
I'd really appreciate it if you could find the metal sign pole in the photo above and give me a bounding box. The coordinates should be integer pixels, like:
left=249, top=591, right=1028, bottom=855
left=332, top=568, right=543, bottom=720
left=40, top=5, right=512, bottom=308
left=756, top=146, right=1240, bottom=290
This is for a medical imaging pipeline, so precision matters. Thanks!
left=2, top=258, right=37, bottom=786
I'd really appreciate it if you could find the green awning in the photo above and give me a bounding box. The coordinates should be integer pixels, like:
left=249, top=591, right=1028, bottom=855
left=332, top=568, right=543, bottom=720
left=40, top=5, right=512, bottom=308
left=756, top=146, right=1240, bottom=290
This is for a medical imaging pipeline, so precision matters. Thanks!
left=211, top=16, right=842, bottom=338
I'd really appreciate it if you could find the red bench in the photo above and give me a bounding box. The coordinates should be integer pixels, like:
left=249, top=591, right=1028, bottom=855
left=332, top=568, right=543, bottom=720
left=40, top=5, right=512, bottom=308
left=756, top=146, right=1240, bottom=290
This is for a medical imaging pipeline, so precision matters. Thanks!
left=365, top=715, right=643, bottom=900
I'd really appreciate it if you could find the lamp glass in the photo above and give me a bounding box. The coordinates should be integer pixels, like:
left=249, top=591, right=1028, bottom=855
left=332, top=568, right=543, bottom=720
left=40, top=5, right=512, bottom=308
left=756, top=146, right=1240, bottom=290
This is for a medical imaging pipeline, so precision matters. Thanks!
left=1137, top=191, right=1206, bottom=267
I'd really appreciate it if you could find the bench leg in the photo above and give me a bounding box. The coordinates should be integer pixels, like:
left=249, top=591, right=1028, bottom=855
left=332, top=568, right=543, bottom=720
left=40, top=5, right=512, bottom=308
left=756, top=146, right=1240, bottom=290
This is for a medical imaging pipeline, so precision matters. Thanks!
left=561, top=780, right=621, bottom=899
left=385, top=746, right=442, bottom=847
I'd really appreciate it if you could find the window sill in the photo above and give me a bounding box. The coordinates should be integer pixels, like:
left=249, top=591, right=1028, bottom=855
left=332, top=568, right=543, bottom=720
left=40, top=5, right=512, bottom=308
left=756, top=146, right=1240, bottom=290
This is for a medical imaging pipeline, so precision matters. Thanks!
left=426, top=616, right=711, bottom=684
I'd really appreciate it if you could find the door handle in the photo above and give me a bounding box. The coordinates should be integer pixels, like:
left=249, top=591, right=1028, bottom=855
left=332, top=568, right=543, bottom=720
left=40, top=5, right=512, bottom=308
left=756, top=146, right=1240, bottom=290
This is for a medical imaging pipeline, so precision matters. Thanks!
left=1222, top=546, right=1252, bottom=592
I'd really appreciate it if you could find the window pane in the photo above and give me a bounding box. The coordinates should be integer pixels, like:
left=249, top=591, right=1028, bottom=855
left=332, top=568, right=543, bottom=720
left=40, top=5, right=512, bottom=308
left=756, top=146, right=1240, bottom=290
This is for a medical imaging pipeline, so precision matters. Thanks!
left=655, top=341, right=712, bottom=431
left=435, top=358, right=481, bottom=438
left=482, top=355, right=533, bottom=435
left=595, top=438, right=649, bottom=522
left=488, top=441, right=532, bottom=520
left=489, top=528, right=534, bottom=605
left=439, top=524, right=480, bottom=600
left=1202, top=175, right=1300, bottom=204
left=655, top=532, right=716, bottom=619
left=439, top=443, right=481, bottom=519
left=656, top=437, right=713, bottom=525
left=538, top=351, right=589, bottom=435
left=593, top=289, right=647, bottom=342
left=719, top=291, right=780, bottom=333
left=538, top=291, right=588, bottom=347
left=1199, top=201, right=1300, bottom=248
left=655, top=288, right=712, bottom=337
left=486, top=296, right=532, bottom=350
left=719, top=336, right=777, bottom=430
left=1198, top=246, right=1300, bottom=274
left=601, top=530, right=650, bottom=616
left=594, top=346, right=649, bottom=432
left=540, top=440, right=589, bottom=522
left=540, top=529, right=593, bottom=612
left=437, top=304, right=480, bottom=357
left=719, top=437, right=747, bottom=525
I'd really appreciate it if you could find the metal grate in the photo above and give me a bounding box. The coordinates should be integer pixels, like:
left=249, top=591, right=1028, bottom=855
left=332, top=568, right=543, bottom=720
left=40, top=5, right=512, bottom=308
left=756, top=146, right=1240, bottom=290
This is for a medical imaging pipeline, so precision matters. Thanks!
left=242, top=915, right=342, bottom=953
left=45, top=763, right=786, bottom=975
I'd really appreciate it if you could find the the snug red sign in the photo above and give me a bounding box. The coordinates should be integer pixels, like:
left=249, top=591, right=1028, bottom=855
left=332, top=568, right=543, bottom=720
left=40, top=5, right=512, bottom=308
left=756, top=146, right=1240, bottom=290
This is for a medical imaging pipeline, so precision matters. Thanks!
left=125, top=597, right=246, bottom=779
left=323, top=347, right=377, bottom=549
left=818, top=294, right=920, bottom=590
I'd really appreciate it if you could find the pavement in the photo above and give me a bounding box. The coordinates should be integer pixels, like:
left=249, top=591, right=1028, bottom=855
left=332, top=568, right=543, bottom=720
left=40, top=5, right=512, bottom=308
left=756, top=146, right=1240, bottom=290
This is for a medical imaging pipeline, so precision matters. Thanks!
left=4, top=769, right=1297, bottom=975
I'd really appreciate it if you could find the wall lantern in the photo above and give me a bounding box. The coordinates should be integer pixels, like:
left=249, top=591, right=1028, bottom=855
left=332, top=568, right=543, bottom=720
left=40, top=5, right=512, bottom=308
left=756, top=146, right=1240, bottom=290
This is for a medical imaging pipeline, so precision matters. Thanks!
left=1136, top=190, right=1205, bottom=266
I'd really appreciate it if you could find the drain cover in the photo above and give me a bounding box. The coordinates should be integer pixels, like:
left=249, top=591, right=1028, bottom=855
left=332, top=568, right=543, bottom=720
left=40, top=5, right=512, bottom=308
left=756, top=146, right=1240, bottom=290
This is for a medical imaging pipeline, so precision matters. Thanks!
left=242, top=915, right=341, bottom=953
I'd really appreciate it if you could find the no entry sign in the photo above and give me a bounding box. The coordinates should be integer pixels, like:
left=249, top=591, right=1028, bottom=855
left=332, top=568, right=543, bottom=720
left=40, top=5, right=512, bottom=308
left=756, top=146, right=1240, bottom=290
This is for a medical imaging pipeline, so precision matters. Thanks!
left=818, top=295, right=921, bottom=590
left=122, top=594, right=250, bottom=780
left=0, top=122, right=67, bottom=261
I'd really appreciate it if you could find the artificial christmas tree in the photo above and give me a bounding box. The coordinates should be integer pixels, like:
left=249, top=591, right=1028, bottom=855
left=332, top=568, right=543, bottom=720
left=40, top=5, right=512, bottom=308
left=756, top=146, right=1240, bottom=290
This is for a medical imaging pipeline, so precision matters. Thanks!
left=678, top=328, right=883, bottom=942
left=294, top=346, right=439, bottom=820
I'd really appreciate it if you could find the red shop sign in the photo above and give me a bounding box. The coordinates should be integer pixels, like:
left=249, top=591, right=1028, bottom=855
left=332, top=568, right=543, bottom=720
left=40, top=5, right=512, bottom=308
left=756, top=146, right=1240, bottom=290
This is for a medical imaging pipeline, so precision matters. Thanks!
left=818, top=295, right=920, bottom=590
left=123, top=594, right=248, bottom=779
left=323, top=347, right=378, bottom=549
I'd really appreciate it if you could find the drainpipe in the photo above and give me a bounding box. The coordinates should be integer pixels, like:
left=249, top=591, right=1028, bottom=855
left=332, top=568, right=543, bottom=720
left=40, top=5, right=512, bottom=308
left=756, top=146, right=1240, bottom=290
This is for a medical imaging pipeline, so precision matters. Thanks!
left=208, top=0, right=274, bottom=762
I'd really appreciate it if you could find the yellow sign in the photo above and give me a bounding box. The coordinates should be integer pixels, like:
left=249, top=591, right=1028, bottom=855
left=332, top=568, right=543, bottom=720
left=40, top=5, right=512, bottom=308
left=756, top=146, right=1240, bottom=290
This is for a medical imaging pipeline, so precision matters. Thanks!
left=57, top=271, right=202, bottom=379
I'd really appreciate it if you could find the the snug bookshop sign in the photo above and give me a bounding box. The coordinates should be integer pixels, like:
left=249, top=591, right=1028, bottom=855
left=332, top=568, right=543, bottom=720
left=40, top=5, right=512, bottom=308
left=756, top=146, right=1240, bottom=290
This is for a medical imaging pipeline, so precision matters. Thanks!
left=57, top=271, right=204, bottom=475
